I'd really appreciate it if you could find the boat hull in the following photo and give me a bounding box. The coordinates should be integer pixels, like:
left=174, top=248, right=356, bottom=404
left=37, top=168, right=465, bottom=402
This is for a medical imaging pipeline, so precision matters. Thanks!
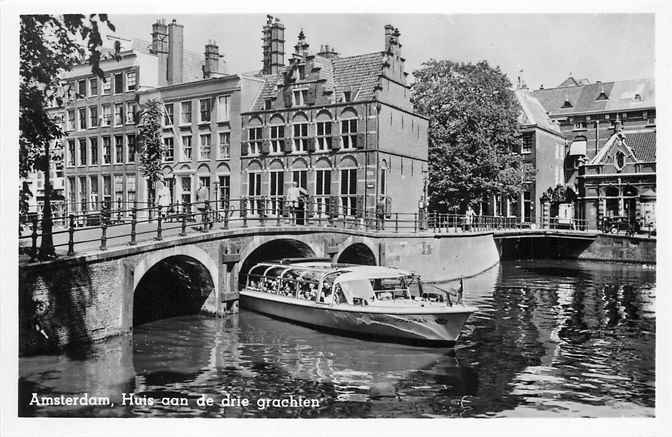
left=240, top=291, right=473, bottom=346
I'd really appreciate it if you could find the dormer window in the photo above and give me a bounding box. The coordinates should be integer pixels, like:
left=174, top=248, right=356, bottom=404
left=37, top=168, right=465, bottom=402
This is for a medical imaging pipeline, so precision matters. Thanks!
left=297, top=65, right=305, bottom=80
left=292, top=89, right=307, bottom=107
left=264, top=99, right=272, bottom=110
left=634, top=93, right=642, bottom=101
left=561, top=99, right=573, bottom=108
left=343, top=90, right=352, bottom=102
left=596, top=90, right=608, bottom=100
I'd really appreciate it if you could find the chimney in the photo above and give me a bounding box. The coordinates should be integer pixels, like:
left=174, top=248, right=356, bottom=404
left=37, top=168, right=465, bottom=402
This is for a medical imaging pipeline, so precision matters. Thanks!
left=203, top=40, right=225, bottom=78
left=317, top=44, right=339, bottom=59
left=262, top=15, right=285, bottom=74
left=167, top=19, right=184, bottom=84
left=151, top=18, right=169, bottom=86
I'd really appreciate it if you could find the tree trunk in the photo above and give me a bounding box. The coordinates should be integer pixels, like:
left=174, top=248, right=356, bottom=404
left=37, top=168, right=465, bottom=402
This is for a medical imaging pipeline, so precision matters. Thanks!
left=38, top=141, right=56, bottom=259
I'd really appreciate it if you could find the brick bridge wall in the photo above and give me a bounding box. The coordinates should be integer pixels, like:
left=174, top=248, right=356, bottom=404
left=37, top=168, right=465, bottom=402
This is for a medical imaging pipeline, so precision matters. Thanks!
left=19, top=227, right=499, bottom=355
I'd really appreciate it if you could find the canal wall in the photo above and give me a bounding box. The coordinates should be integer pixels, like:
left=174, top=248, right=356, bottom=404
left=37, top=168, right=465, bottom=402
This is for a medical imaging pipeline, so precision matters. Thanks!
left=18, top=227, right=500, bottom=355
left=498, top=234, right=656, bottom=264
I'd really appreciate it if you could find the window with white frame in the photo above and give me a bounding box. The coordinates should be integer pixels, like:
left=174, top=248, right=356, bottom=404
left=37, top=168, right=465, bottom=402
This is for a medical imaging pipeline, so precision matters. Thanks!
left=340, top=168, right=357, bottom=216
left=90, top=138, right=98, bottom=164
left=102, top=104, right=112, bottom=126
left=164, top=103, right=174, bottom=126
left=217, top=95, right=230, bottom=122
left=67, top=110, right=75, bottom=131
left=102, top=76, right=111, bottom=94
left=270, top=125, right=284, bottom=153
left=292, top=89, right=307, bottom=107
left=79, top=138, right=87, bottom=166
left=315, top=169, right=331, bottom=216
left=293, top=122, right=308, bottom=152
left=127, top=175, right=136, bottom=206
left=199, top=134, right=211, bottom=160
left=199, top=99, right=211, bottom=122
left=114, top=104, right=124, bottom=126
left=181, top=101, right=192, bottom=124
left=114, top=73, right=124, bottom=94
left=182, top=135, right=192, bottom=160
left=126, top=103, right=137, bottom=124
left=269, top=171, right=284, bottom=216
left=316, top=120, right=332, bottom=151
left=102, top=137, right=111, bottom=164
left=89, top=77, right=98, bottom=96
left=77, top=80, right=87, bottom=98
left=89, top=106, right=98, bottom=128
left=78, top=107, right=87, bottom=130
left=341, top=118, right=357, bottom=149
left=115, top=136, right=124, bottom=163
left=218, top=131, right=231, bottom=159
left=248, top=172, right=262, bottom=215
left=248, top=127, right=262, bottom=155
left=127, top=135, right=136, bottom=162
left=126, top=71, right=137, bottom=91
left=89, top=175, right=99, bottom=210
left=292, top=170, right=307, bottom=190
left=67, top=140, right=76, bottom=166
left=163, top=137, right=174, bottom=162
left=102, top=175, right=111, bottom=208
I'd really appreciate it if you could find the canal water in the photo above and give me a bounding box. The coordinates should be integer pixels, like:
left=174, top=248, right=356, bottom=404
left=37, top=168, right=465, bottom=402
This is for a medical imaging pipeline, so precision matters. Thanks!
left=19, top=260, right=655, bottom=418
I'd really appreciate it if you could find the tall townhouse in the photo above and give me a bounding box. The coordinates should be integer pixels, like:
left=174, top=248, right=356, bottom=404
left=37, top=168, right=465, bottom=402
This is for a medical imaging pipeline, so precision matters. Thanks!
left=138, top=40, right=265, bottom=211
left=240, top=18, right=429, bottom=219
left=61, top=19, right=202, bottom=221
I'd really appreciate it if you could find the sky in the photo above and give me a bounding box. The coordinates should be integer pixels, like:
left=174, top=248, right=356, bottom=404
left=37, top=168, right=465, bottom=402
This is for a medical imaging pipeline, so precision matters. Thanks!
left=106, top=14, right=652, bottom=89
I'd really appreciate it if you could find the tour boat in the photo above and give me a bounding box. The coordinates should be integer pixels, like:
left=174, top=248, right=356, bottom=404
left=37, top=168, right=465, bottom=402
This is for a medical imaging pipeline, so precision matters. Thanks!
left=239, top=259, right=476, bottom=346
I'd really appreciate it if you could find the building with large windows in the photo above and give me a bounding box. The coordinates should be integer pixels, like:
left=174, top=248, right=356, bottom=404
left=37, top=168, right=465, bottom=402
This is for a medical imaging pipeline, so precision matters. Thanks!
left=532, top=77, right=656, bottom=229
left=60, top=20, right=202, bottom=221
left=240, top=18, right=428, bottom=219
left=138, top=41, right=265, bottom=212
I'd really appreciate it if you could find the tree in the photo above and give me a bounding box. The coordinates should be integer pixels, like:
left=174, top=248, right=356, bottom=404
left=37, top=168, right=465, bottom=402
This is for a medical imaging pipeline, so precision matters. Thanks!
left=137, top=99, right=165, bottom=210
left=20, top=14, right=117, bottom=259
left=411, top=59, right=527, bottom=213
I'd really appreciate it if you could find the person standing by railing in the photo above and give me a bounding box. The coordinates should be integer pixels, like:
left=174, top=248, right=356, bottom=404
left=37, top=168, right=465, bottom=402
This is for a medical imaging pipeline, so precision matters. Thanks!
left=156, top=180, right=171, bottom=220
left=196, top=181, right=210, bottom=230
left=287, top=181, right=308, bottom=225
left=465, top=204, right=475, bottom=231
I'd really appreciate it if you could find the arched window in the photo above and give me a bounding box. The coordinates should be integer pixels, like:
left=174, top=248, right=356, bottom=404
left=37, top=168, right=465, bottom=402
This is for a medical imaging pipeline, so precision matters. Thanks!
left=292, top=112, right=309, bottom=153
left=339, top=156, right=358, bottom=216
left=269, top=114, right=285, bottom=154
left=316, top=111, right=332, bottom=151
left=340, top=108, right=358, bottom=149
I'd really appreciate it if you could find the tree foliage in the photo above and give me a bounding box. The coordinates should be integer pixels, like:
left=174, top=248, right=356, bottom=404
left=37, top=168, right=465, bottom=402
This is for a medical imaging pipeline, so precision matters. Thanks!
left=137, top=99, right=165, bottom=205
left=411, top=59, right=528, bottom=212
left=20, top=14, right=116, bottom=259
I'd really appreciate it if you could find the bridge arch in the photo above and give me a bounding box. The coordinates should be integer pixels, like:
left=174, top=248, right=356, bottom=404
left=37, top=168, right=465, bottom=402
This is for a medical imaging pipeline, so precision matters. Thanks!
left=237, top=237, right=321, bottom=289
left=132, top=246, right=218, bottom=326
left=336, top=237, right=378, bottom=265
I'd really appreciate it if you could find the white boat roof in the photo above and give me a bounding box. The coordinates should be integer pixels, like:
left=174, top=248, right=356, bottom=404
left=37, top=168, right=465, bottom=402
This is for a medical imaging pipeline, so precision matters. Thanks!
left=334, top=266, right=413, bottom=283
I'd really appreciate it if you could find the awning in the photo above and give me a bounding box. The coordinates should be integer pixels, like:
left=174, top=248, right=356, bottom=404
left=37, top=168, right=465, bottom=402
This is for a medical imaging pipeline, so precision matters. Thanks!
left=568, top=140, right=587, bottom=156
left=640, top=189, right=656, bottom=200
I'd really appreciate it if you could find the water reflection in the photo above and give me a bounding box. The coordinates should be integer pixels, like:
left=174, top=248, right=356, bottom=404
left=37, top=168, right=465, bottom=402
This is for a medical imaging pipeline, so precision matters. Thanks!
left=19, top=260, right=655, bottom=418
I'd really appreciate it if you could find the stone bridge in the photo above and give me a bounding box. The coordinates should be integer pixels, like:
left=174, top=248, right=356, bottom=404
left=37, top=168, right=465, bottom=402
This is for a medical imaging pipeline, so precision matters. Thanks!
left=19, top=224, right=502, bottom=355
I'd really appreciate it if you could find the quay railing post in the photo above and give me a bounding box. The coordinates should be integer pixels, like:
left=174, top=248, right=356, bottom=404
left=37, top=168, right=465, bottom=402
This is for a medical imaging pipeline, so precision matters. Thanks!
left=67, top=214, right=75, bottom=256
left=129, top=202, right=137, bottom=246
left=222, top=200, right=229, bottom=229
left=155, top=206, right=163, bottom=240
left=29, top=215, right=38, bottom=262
left=179, top=202, right=188, bottom=236
left=100, top=212, right=108, bottom=251
left=414, top=212, right=418, bottom=233
left=395, top=213, right=399, bottom=233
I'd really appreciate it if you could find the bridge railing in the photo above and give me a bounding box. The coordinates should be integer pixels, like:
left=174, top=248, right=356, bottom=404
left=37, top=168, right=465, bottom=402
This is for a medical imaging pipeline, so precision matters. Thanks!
left=18, top=197, right=594, bottom=260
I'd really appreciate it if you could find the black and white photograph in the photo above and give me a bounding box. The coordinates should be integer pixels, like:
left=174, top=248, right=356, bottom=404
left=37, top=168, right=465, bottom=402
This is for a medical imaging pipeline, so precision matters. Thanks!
left=1, top=1, right=668, bottom=436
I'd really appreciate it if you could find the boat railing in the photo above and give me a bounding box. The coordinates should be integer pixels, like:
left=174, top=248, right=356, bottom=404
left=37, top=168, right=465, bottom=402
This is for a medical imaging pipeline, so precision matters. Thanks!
left=420, top=282, right=463, bottom=306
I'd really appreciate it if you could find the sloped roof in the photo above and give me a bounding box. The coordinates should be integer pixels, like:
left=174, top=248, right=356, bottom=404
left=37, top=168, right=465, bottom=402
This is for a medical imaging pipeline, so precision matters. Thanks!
left=249, top=51, right=385, bottom=111
left=515, top=89, right=562, bottom=135
left=626, top=130, right=656, bottom=162
left=590, top=129, right=656, bottom=165
left=532, top=78, right=654, bottom=115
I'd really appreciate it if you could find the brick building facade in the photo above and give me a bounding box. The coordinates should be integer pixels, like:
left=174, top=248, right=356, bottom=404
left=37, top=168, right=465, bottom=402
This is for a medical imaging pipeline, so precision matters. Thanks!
left=240, top=19, right=428, bottom=219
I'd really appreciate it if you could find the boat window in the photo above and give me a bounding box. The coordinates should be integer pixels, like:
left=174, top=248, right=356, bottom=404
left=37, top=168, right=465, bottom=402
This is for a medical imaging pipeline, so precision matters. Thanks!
left=339, top=279, right=375, bottom=305
left=371, top=276, right=409, bottom=300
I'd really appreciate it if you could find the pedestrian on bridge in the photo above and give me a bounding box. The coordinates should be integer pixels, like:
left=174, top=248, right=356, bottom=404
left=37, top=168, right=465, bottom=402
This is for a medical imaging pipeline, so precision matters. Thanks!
left=196, top=181, right=211, bottom=230
left=156, top=180, right=171, bottom=220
